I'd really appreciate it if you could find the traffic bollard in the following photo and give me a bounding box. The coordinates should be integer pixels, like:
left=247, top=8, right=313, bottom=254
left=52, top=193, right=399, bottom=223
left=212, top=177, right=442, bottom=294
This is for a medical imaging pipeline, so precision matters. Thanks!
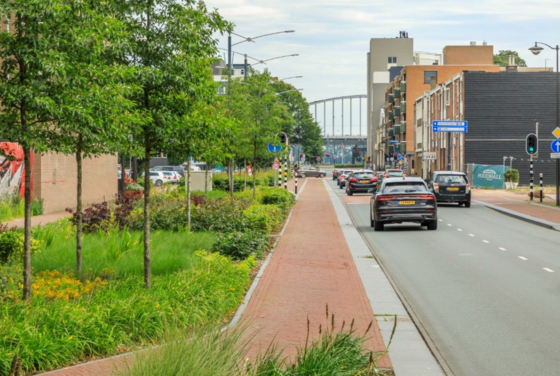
left=540, top=173, right=543, bottom=203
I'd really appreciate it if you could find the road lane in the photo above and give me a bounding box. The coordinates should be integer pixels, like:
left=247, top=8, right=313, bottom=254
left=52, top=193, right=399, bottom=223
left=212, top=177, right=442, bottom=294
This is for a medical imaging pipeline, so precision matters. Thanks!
left=327, top=180, right=560, bottom=376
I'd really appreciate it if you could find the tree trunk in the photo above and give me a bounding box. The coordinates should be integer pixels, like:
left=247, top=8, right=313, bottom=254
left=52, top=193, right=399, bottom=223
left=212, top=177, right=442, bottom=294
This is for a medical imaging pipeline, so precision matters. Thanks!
left=204, top=163, right=209, bottom=198
left=143, top=133, right=151, bottom=289
left=187, top=159, right=191, bottom=229
left=22, top=144, right=32, bottom=301
left=76, top=135, right=83, bottom=277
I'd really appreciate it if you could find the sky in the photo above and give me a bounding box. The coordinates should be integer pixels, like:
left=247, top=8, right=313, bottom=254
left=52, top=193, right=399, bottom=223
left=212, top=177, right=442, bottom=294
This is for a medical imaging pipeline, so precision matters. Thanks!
left=205, top=0, right=560, bottom=135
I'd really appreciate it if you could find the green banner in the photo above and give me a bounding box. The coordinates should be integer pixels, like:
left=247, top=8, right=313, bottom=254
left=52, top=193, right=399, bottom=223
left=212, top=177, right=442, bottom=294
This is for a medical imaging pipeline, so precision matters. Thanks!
left=472, top=164, right=508, bottom=188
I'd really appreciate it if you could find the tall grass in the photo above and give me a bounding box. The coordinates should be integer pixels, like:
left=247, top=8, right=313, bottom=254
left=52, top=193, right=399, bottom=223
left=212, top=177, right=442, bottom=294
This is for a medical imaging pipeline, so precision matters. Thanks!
left=0, top=195, right=24, bottom=222
left=32, top=220, right=216, bottom=276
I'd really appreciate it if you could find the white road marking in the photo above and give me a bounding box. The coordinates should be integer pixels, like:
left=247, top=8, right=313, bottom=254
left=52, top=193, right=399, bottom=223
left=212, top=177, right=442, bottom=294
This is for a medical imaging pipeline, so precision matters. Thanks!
left=439, top=219, right=443, bottom=222
left=469, top=234, right=475, bottom=237
left=518, top=256, right=528, bottom=261
left=483, top=240, right=489, bottom=243
left=543, top=268, right=555, bottom=273
left=499, top=247, right=507, bottom=251
left=447, top=224, right=452, bottom=227
left=457, top=229, right=463, bottom=232
left=459, top=253, right=473, bottom=256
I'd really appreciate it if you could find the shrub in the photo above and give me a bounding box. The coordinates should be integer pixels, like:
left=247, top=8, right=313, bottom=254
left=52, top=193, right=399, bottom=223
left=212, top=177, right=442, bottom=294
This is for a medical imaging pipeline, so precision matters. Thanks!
left=124, top=183, right=143, bottom=191
left=191, top=198, right=251, bottom=233
left=66, top=201, right=113, bottom=233
left=31, top=197, right=44, bottom=216
left=0, top=263, right=21, bottom=302
left=243, top=204, right=282, bottom=233
left=504, top=168, right=519, bottom=183
left=212, top=230, right=269, bottom=260
left=149, top=196, right=188, bottom=232
left=261, top=188, right=295, bottom=213
left=0, top=231, right=41, bottom=264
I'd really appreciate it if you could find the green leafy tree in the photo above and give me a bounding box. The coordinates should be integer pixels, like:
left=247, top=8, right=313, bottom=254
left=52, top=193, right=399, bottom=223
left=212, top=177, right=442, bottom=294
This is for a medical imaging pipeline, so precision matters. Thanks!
left=494, top=50, right=527, bottom=67
left=0, top=1, right=79, bottom=300
left=118, top=0, right=229, bottom=288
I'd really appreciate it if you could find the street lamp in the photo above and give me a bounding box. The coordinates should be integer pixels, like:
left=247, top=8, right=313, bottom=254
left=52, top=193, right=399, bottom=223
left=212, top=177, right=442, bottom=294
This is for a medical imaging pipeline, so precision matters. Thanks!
left=275, top=89, right=303, bottom=96
left=231, top=30, right=295, bottom=46
left=279, top=76, right=303, bottom=81
left=252, top=54, right=299, bottom=66
left=529, top=41, right=560, bottom=206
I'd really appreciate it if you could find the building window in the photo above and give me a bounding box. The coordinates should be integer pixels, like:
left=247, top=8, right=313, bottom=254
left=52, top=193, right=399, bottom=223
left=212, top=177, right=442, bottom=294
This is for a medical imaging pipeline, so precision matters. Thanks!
left=388, top=57, right=397, bottom=64
left=240, top=69, right=244, bottom=75
left=424, top=71, right=437, bottom=84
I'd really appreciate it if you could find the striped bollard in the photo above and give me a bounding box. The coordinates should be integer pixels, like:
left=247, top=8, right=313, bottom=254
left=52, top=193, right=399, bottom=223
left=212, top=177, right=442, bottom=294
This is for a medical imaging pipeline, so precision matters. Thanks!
left=277, top=159, right=281, bottom=188
left=283, top=156, right=288, bottom=189
left=540, top=172, right=543, bottom=203
left=529, top=159, right=534, bottom=201
left=295, top=167, right=298, bottom=194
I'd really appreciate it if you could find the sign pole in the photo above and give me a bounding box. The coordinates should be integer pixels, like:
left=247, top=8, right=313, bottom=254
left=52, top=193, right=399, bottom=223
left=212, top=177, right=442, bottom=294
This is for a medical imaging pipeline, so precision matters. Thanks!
left=447, top=132, right=451, bottom=171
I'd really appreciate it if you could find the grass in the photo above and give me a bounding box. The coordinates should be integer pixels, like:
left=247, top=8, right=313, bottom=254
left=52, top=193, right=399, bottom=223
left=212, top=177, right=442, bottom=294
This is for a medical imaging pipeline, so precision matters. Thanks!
left=0, top=195, right=44, bottom=222
left=0, top=222, right=254, bottom=375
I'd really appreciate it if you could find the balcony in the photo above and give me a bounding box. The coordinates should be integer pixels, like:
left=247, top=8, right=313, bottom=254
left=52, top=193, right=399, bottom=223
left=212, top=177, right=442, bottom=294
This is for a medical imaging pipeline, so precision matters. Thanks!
left=400, top=101, right=406, bottom=113
left=394, top=107, right=401, bottom=117
left=399, top=142, right=406, bottom=153
left=388, top=128, right=394, bottom=137
left=394, top=88, right=401, bottom=98
left=388, top=94, right=395, bottom=104
left=401, top=121, right=406, bottom=131
left=394, top=124, right=401, bottom=135
left=388, top=145, right=394, bottom=154
left=389, top=112, right=394, bottom=121
left=400, top=81, right=406, bottom=93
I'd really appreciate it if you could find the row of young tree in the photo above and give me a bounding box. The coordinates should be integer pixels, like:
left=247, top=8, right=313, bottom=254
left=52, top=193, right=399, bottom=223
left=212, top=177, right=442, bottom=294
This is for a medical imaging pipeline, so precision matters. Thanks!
left=0, top=0, right=323, bottom=300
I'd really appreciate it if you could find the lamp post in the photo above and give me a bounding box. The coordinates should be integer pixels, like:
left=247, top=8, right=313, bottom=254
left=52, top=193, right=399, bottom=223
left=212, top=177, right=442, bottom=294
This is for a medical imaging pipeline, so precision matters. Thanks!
left=529, top=41, right=559, bottom=206
left=279, top=76, right=303, bottom=81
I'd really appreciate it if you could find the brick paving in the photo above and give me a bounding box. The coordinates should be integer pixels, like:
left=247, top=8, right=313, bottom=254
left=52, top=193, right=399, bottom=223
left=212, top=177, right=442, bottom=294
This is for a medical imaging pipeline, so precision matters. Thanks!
left=241, top=178, right=392, bottom=369
left=4, top=211, right=69, bottom=229
left=472, top=189, right=560, bottom=225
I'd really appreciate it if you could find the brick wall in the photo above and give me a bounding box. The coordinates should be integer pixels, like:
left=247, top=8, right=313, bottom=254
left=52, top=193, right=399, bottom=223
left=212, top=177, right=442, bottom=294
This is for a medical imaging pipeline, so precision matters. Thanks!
left=33, top=153, right=117, bottom=213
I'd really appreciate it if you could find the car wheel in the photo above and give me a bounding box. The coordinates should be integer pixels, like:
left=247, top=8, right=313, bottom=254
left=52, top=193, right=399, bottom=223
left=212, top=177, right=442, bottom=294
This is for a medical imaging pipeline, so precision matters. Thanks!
left=347, top=190, right=353, bottom=196
left=458, top=202, right=464, bottom=206
left=426, top=220, right=438, bottom=230
left=374, top=219, right=384, bottom=231
left=301, top=173, right=306, bottom=178
left=464, top=201, right=471, bottom=208
left=370, top=217, right=375, bottom=228
left=320, top=173, right=325, bottom=178
left=155, top=180, right=163, bottom=187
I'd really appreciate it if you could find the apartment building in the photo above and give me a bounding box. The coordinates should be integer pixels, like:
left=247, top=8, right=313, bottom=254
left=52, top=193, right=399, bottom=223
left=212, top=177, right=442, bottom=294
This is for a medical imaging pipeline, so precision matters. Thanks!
left=382, top=43, right=500, bottom=172
left=415, top=70, right=559, bottom=185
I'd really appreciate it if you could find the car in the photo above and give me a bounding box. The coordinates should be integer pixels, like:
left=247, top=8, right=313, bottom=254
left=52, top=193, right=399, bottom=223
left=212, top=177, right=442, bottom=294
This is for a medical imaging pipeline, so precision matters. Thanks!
left=370, top=177, right=438, bottom=231
left=150, top=165, right=185, bottom=175
left=384, top=169, right=406, bottom=179
left=149, top=171, right=167, bottom=187
left=426, top=171, right=471, bottom=207
left=162, top=171, right=179, bottom=184
left=296, top=166, right=326, bottom=178
left=337, top=169, right=354, bottom=188
left=172, top=171, right=183, bottom=182
left=345, top=170, right=377, bottom=196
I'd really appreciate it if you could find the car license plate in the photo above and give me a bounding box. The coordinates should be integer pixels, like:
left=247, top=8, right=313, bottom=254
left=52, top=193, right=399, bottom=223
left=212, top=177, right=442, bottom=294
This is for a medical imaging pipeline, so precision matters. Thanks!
left=360, top=180, right=369, bottom=183
left=399, top=200, right=415, bottom=205
left=448, top=187, right=459, bottom=191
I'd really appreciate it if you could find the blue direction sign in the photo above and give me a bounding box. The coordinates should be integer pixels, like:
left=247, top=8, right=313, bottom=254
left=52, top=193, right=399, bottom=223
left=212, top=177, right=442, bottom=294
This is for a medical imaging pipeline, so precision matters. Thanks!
left=388, top=140, right=399, bottom=144
left=551, top=139, right=560, bottom=153
left=267, top=143, right=283, bottom=153
left=432, top=120, right=468, bottom=133
left=397, top=154, right=403, bottom=161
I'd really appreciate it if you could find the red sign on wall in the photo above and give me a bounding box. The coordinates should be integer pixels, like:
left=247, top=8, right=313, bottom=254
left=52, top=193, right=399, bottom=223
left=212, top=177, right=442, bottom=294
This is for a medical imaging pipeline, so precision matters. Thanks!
left=0, top=142, right=33, bottom=198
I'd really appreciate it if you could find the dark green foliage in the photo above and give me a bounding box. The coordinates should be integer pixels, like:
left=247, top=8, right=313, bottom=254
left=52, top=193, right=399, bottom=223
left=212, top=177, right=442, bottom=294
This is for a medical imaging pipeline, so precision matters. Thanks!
left=66, top=202, right=112, bottom=233
left=0, top=232, right=40, bottom=265
left=31, top=198, right=44, bottom=216
left=261, top=189, right=296, bottom=214
left=191, top=198, right=251, bottom=233
left=212, top=231, right=269, bottom=260
left=243, top=205, right=283, bottom=233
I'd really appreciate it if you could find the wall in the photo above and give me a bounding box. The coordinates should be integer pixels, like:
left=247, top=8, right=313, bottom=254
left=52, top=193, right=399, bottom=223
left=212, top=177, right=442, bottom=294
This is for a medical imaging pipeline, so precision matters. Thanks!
left=443, top=45, right=493, bottom=65
left=33, top=153, right=118, bottom=213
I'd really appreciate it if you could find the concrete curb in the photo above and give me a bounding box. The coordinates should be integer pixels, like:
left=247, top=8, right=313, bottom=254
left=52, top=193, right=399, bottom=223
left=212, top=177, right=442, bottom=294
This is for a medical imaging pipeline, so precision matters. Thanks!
left=473, top=199, right=560, bottom=232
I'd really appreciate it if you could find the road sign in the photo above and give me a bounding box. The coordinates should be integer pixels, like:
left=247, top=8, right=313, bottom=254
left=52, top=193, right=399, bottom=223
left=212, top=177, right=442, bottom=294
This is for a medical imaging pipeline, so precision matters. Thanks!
left=316, top=156, right=321, bottom=162
left=432, top=120, right=467, bottom=133
left=551, top=140, right=560, bottom=153
left=551, top=153, right=560, bottom=159
left=247, top=166, right=252, bottom=176
left=423, top=152, right=436, bottom=160
left=388, top=140, right=399, bottom=144
left=268, top=143, right=282, bottom=153
left=397, top=154, right=403, bottom=161
left=553, top=127, right=560, bottom=139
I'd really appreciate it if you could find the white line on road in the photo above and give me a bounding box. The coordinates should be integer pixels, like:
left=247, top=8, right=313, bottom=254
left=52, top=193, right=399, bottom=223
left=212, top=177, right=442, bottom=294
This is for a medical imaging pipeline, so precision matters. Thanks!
left=483, top=240, right=489, bottom=243
left=457, top=229, right=463, bottom=231
left=439, top=219, right=443, bottom=222
left=499, top=247, right=507, bottom=251
left=469, top=234, right=475, bottom=237
left=518, top=256, right=528, bottom=261
left=447, top=224, right=452, bottom=227
left=543, top=268, right=555, bottom=273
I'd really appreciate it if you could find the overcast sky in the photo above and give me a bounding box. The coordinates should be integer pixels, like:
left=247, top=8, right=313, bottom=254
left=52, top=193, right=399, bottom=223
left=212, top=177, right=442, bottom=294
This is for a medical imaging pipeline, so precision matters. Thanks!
left=205, top=0, right=560, bottom=105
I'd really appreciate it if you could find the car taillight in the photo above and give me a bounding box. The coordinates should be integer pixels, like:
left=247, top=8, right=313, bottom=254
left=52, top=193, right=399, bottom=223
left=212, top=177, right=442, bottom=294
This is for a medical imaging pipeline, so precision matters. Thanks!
left=433, top=183, right=439, bottom=192
left=466, top=184, right=471, bottom=193
left=349, top=178, right=358, bottom=183
left=370, top=177, right=378, bottom=182
left=415, top=195, right=436, bottom=200
left=377, top=195, right=396, bottom=201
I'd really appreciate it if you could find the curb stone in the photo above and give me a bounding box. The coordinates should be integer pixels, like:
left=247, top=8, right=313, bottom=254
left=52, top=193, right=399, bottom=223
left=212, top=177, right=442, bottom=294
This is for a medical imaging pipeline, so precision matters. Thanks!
left=473, top=199, right=560, bottom=232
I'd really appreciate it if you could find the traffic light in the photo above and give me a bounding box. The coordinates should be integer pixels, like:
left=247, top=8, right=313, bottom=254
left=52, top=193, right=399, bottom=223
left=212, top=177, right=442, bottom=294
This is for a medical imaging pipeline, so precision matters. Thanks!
left=278, top=133, right=287, bottom=144
left=300, top=153, right=304, bottom=158
left=393, top=153, right=398, bottom=161
left=525, top=133, right=538, bottom=156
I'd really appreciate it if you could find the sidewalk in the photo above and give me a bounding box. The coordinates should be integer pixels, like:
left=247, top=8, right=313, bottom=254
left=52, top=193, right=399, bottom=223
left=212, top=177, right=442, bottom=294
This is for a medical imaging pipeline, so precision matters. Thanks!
left=4, top=211, right=69, bottom=229
left=241, top=178, right=392, bottom=368
left=472, top=189, right=560, bottom=230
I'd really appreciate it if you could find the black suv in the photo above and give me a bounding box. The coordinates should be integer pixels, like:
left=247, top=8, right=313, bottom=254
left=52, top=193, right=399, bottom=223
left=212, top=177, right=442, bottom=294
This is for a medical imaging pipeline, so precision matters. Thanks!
left=426, top=171, right=471, bottom=207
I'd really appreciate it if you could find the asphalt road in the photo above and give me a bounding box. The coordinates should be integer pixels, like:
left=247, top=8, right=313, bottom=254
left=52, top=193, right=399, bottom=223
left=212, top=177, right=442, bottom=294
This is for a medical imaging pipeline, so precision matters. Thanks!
left=327, top=179, right=560, bottom=376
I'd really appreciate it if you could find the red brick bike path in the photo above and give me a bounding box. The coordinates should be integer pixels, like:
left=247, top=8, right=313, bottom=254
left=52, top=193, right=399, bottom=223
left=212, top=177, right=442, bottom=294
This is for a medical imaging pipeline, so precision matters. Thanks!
left=241, top=178, right=392, bottom=369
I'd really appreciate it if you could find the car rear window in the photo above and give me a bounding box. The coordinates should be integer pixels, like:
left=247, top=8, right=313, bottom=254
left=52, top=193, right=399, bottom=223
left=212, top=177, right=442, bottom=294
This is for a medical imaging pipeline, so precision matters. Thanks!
left=383, top=182, right=429, bottom=193
left=436, top=175, right=467, bottom=184
left=387, top=171, right=403, bottom=177
left=353, top=172, right=374, bottom=179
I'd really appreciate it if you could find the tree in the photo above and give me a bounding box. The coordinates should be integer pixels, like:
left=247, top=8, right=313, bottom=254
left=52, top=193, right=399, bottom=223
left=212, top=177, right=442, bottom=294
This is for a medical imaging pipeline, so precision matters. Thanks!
left=494, top=50, right=527, bottom=67
left=0, top=0, right=78, bottom=300
left=117, top=0, right=229, bottom=288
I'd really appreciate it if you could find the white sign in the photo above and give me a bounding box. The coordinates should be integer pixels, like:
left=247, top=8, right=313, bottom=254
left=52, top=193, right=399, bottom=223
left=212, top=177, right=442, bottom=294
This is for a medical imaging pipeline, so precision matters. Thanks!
left=423, top=152, right=436, bottom=160
left=247, top=166, right=253, bottom=176
left=551, top=153, right=560, bottom=159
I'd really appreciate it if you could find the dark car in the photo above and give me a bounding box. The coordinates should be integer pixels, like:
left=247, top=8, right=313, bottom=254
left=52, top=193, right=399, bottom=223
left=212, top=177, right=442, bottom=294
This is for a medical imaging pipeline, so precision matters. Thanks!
left=296, top=166, right=326, bottom=178
left=370, top=177, right=438, bottom=231
left=427, top=171, right=471, bottom=207
left=345, top=170, right=376, bottom=196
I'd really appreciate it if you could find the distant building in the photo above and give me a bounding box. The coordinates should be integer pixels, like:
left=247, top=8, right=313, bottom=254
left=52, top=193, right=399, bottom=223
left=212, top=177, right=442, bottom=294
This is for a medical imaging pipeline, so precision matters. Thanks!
left=212, top=60, right=252, bottom=95
left=414, top=51, right=442, bottom=66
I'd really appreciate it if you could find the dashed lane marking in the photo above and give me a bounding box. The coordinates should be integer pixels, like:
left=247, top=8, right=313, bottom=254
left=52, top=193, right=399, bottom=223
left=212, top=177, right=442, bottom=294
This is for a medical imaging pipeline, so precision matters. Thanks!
left=518, top=256, right=528, bottom=261
left=447, top=224, right=452, bottom=227
left=499, top=247, right=507, bottom=251
left=543, top=268, right=555, bottom=273
left=439, top=219, right=443, bottom=222
left=457, top=229, right=463, bottom=231
left=483, top=240, right=489, bottom=243
left=469, top=234, right=475, bottom=237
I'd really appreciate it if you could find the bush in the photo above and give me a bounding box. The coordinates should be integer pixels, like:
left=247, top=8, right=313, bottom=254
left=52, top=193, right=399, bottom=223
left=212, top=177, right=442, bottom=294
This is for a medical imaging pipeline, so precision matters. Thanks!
left=31, top=197, right=44, bottom=216
left=66, top=201, right=113, bottom=233
left=191, top=198, right=251, bottom=233
left=261, top=188, right=295, bottom=213
left=212, top=231, right=269, bottom=260
left=0, top=231, right=41, bottom=265
left=243, top=204, right=282, bottom=233
left=504, top=168, right=519, bottom=183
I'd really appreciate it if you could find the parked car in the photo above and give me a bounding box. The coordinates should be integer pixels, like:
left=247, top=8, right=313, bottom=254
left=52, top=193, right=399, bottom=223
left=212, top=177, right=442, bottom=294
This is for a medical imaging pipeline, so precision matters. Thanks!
left=150, top=165, right=185, bottom=175
left=297, top=166, right=326, bottom=178
left=161, top=171, right=178, bottom=184
left=426, top=171, right=471, bottom=207
left=337, top=169, right=354, bottom=188
left=370, top=177, right=437, bottom=231
left=149, top=171, right=167, bottom=187
left=345, top=170, right=376, bottom=196
left=172, top=171, right=183, bottom=182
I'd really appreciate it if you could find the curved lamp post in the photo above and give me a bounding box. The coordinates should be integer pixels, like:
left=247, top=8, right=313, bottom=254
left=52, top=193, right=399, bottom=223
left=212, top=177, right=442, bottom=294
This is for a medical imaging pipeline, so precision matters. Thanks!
left=232, top=30, right=295, bottom=46
left=529, top=41, right=559, bottom=206
left=279, top=76, right=303, bottom=81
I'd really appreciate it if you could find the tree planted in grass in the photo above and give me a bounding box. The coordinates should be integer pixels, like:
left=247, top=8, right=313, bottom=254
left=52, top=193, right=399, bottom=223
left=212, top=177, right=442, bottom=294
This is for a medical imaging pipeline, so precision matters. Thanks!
left=117, top=0, right=230, bottom=288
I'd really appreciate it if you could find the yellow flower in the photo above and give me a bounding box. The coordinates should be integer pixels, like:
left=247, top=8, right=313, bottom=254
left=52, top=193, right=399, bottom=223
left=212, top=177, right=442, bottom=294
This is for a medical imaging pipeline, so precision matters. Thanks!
left=67, top=336, right=73, bottom=341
